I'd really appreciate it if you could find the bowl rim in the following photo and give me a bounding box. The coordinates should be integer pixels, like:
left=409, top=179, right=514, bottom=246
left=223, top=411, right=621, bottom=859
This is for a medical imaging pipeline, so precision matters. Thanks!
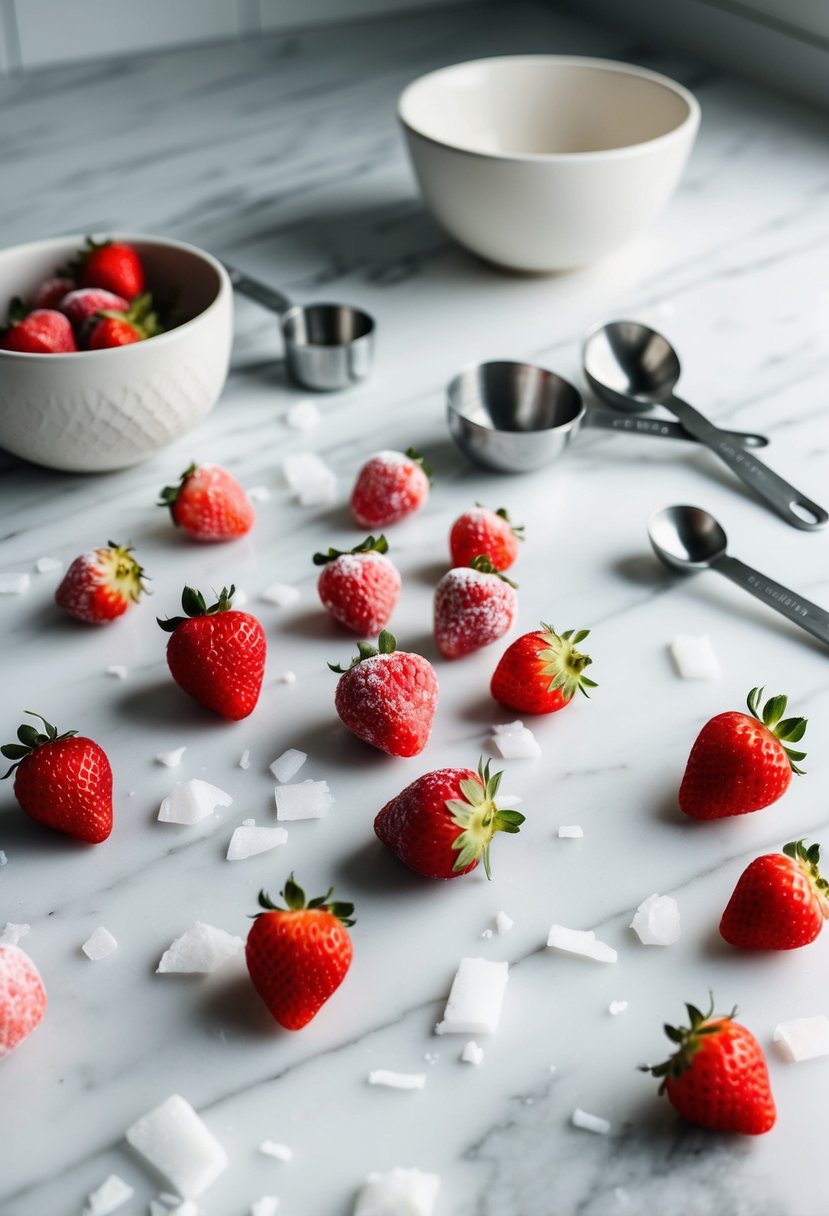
left=398, top=54, right=701, bottom=164
left=0, top=231, right=231, bottom=362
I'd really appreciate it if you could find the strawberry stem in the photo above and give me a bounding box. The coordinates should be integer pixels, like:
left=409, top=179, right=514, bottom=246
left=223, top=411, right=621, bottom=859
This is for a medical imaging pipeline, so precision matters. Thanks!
left=469, top=555, right=518, bottom=588
left=158, top=584, right=236, bottom=632
left=444, top=757, right=525, bottom=879
left=328, top=629, right=397, bottom=673
left=313, top=534, right=389, bottom=566
left=1, top=711, right=78, bottom=778
left=254, top=873, right=356, bottom=926
left=746, top=687, right=807, bottom=774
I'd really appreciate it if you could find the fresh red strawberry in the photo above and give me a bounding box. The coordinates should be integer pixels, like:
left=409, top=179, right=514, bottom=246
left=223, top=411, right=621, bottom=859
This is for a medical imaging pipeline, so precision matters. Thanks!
left=314, top=535, right=401, bottom=635
left=1, top=301, right=77, bottom=353
left=32, top=276, right=75, bottom=310
left=434, top=557, right=517, bottom=659
left=644, top=999, right=776, bottom=1135
left=74, top=237, right=146, bottom=299
left=59, top=287, right=129, bottom=334
left=679, top=687, right=806, bottom=820
left=374, top=758, right=524, bottom=879
left=159, top=462, right=255, bottom=542
left=87, top=293, right=160, bottom=350
left=350, top=448, right=431, bottom=528
left=1, top=713, right=113, bottom=842
left=245, top=874, right=354, bottom=1030
left=159, top=585, right=266, bottom=720
left=720, top=839, right=829, bottom=949
left=449, top=505, right=523, bottom=572
left=0, top=944, right=47, bottom=1060
left=491, top=624, right=597, bottom=713
left=332, top=630, right=438, bottom=757
left=55, top=541, right=148, bottom=624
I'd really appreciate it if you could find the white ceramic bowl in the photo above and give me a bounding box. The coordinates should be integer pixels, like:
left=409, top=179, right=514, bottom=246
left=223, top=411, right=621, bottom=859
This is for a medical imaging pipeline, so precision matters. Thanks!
left=398, top=56, right=700, bottom=272
left=0, top=233, right=233, bottom=472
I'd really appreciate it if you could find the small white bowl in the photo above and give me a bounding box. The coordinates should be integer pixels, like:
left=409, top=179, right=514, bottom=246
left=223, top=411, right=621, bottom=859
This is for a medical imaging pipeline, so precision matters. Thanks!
left=398, top=56, right=700, bottom=272
left=0, top=233, right=233, bottom=472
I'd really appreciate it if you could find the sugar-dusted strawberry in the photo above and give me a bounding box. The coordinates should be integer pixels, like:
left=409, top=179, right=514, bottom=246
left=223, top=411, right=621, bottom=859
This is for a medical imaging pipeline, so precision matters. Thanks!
left=55, top=541, right=148, bottom=624
left=1, top=712, right=113, bottom=842
left=491, top=624, right=597, bottom=714
left=59, top=287, right=129, bottom=334
left=720, top=839, right=829, bottom=950
left=350, top=448, right=431, bottom=528
left=0, top=944, right=47, bottom=1061
left=434, top=557, right=517, bottom=659
left=644, top=998, right=775, bottom=1135
left=246, top=874, right=354, bottom=1030
left=159, top=462, right=255, bottom=542
left=314, top=535, right=401, bottom=636
left=450, top=505, right=523, bottom=572
left=32, top=276, right=75, bottom=311
left=375, top=758, right=524, bottom=880
left=74, top=237, right=146, bottom=299
left=159, top=585, right=266, bottom=720
left=332, top=630, right=438, bottom=757
left=679, top=687, right=806, bottom=820
left=1, top=300, right=76, bottom=353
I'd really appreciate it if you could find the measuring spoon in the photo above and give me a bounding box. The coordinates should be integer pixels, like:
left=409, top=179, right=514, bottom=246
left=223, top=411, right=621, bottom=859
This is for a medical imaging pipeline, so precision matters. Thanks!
left=648, top=504, right=829, bottom=647
left=583, top=321, right=827, bottom=531
left=223, top=263, right=375, bottom=391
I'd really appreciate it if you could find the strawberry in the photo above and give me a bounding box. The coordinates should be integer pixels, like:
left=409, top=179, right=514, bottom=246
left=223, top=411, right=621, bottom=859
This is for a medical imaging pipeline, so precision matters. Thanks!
left=87, top=293, right=160, bottom=350
left=55, top=541, right=148, bottom=624
left=159, top=585, right=266, bottom=720
left=331, top=630, right=438, bottom=757
left=433, top=557, right=517, bottom=659
left=720, top=839, right=829, bottom=950
left=1, top=300, right=77, bottom=353
left=59, top=287, right=129, bottom=334
left=491, top=624, right=597, bottom=714
left=350, top=448, right=431, bottom=528
left=1, top=712, right=113, bottom=842
left=0, top=944, right=47, bottom=1061
left=74, top=237, right=146, bottom=299
left=449, top=505, right=523, bottom=572
left=314, top=535, right=401, bottom=635
left=644, top=998, right=776, bottom=1135
left=159, top=462, right=255, bottom=542
left=374, top=758, right=524, bottom=879
left=32, top=276, right=75, bottom=310
left=679, top=687, right=807, bottom=820
left=245, top=874, right=354, bottom=1030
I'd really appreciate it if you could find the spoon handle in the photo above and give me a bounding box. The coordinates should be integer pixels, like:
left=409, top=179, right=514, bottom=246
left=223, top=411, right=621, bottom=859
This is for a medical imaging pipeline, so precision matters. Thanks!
left=667, top=394, right=828, bottom=531
left=221, top=262, right=293, bottom=315
left=713, top=555, right=829, bottom=647
left=585, top=407, right=767, bottom=450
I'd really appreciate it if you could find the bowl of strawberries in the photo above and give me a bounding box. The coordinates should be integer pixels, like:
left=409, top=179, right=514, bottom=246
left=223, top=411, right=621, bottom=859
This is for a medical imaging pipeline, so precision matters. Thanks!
left=0, top=233, right=232, bottom=472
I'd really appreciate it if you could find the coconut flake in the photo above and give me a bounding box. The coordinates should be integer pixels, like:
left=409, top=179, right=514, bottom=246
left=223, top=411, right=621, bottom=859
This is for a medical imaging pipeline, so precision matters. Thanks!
left=238, top=749, right=251, bottom=770
left=156, top=747, right=186, bottom=768
left=281, top=452, right=336, bottom=505
left=275, top=671, right=296, bottom=685
left=670, top=634, right=720, bottom=680
left=480, top=928, right=493, bottom=940
left=354, top=1168, right=440, bottom=1216
left=495, top=911, right=513, bottom=935
left=630, top=894, right=680, bottom=946
left=258, top=1141, right=293, bottom=1162
left=247, top=485, right=272, bottom=503
left=269, top=749, right=307, bottom=783
left=0, top=922, right=29, bottom=945
left=82, top=927, right=118, bottom=961
left=547, top=925, right=617, bottom=964
left=435, top=958, right=509, bottom=1036
left=0, top=573, right=29, bottom=595
left=157, top=923, right=244, bottom=974
left=367, top=1070, right=426, bottom=1090
left=158, top=780, right=232, bottom=825
left=251, top=1199, right=279, bottom=1216
left=106, top=665, right=129, bottom=680
left=285, top=401, right=321, bottom=431
left=260, top=583, right=301, bottom=608
left=126, top=1094, right=227, bottom=1200
left=274, top=780, right=332, bottom=821
left=773, top=1015, right=829, bottom=1062
left=558, top=825, right=583, bottom=839
left=490, top=721, right=540, bottom=760
left=572, top=1108, right=610, bottom=1134
left=82, top=1174, right=134, bottom=1216
left=36, top=556, right=63, bottom=574
left=227, top=824, right=288, bottom=861
left=461, top=1041, right=484, bottom=1066
left=608, top=1000, right=629, bottom=1016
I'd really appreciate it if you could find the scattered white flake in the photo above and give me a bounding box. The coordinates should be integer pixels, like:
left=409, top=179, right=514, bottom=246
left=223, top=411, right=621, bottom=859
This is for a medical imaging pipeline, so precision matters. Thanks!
left=242, top=817, right=255, bottom=827
left=558, top=825, right=583, bottom=839
left=481, top=929, right=493, bottom=940
left=238, top=749, right=251, bottom=770
left=461, top=1041, right=484, bottom=1066
left=368, top=1070, right=426, bottom=1090
left=157, top=923, right=244, bottom=974
left=251, top=1198, right=279, bottom=1216
left=227, top=823, right=288, bottom=861
left=773, top=1016, right=829, bottom=1062
left=354, top=1168, right=440, bottom=1216
left=0, top=922, right=29, bottom=945
left=275, top=671, right=296, bottom=685
left=83, top=927, right=118, bottom=961
left=275, top=780, right=333, bottom=821
left=105, top=664, right=129, bottom=680
left=572, top=1108, right=610, bottom=1135
left=233, top=588, right=248, bottom=607
left=495, top=911, right=513, bottom=935
left=608, top=1000, right=629, bottom=1016
left=0, top=851, right=6, bottom=866
left=285, top=401, right=321, bottom=431
left=497, top=792, right=522, bottom=809
left=35, top=556, right=63, bottom=574
left=125, top=1094, right=228, bottom=1199
left=258, top=1141, right=293, bottom=1162
left=281, top=452, right=336, bottom=505
left=158, top=780, right=233, bottom=825
left=630, top=894, right=681, bottom=946
left=490, top=720, right=541, bottom=760
left=156, top=747, right=186, bottom=768
left=247, top=485, right=272, bottom=503
left=260, top=583, right=301, bottom=608
left=269, top=748, right=307, bottom=783
left=670, top=634, right=720, bottom=680
left=547, top=925, right=617, bottom=964
left=82, top=1173, right=134, bottom=1216
left=0, top=573, right=29, bottom=595
left=423, top=1052, right=439, bottom=1064
left=435, top=958, right=509, bottom=1036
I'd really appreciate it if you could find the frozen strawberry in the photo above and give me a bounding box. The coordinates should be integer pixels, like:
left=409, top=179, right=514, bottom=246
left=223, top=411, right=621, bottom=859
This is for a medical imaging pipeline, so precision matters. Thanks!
left=32, top=276, right=75, bottom=310
left=314, top=535, right=401, bottom=635
left=59, top=287, right=129, bottom=334
left=1, top=301, right=77, bottom=354
left=449, top=506, right=523, bottom=572
left=73, top=237, right=146, bottom=299
left=491, top=625, right=597, bottom=713
left=332, top=630, right=438, bottom=757
left=434, top=558, right=517, bottom=659
left=350, top=448, right=431, bottom=528
left=55, top=541, right=148, bottom=624
left=0, top=944, right=47, bottom=1061
left=159, top=462, right=255, bottom=542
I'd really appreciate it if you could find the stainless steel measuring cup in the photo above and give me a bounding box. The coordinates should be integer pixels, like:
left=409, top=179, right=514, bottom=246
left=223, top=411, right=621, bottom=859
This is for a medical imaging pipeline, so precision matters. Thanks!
left=446, top=360, right=770, bottom=474
left=223, top=263, right=375, bottom=391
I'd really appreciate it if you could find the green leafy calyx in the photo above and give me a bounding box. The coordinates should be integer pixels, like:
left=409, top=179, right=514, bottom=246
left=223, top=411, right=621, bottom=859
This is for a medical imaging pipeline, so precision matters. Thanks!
left=746, top=686, right=807, bottom=774
left=1, top=711, right=78, bottom=779
left=642, top=995, right=736, bottom=1093
left=96, top=292, right=161, bottom=340
left=405, top=446, right=433, bottom=482
left=445, top=757, right=525, bottom=880
left=255, top=873, right=355, bottom=926
left=157, top=584, right=236, bottom=632
left=782, top=839, right=829, bottom=916
left=328, top=629, right=396, bottom=674
left=469, top=555, right=518, bottom=588
left=313, top=535, right=389, bottom=566
left=537, top=624, right=597, bottom=701
left=476, top=504, right=525, bottom=540
left=158, top=462, right=197, bottom=517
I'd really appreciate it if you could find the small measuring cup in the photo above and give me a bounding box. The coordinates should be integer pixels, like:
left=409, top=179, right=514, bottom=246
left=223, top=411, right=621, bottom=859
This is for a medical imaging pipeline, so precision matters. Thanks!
left=223, top=263, right=375, bottom=392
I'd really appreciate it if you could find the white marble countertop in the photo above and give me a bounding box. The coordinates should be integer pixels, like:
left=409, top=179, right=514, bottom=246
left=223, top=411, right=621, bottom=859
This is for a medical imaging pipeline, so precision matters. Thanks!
left=2, top=4, right=829, bottom=1214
